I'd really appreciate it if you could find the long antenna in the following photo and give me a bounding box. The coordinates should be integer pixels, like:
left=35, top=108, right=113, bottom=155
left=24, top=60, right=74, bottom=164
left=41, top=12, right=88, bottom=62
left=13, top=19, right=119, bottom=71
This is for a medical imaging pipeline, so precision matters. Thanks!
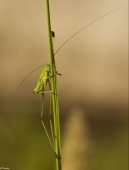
left=9, top=5, right=125, bottom=99
left=8, top=65, right=45, bottom=100
left=54, top=5, right=125, bottom=55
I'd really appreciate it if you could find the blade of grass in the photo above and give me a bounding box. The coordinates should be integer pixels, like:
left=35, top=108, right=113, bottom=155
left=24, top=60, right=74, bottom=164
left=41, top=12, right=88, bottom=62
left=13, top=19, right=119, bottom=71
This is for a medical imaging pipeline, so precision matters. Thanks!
left=46, top=1, right=62, bottom=170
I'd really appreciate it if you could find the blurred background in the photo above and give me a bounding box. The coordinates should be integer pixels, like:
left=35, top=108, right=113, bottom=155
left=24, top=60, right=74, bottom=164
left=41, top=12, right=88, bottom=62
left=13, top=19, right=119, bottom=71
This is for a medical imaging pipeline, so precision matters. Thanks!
left=0, top=0, right=128, bottom=169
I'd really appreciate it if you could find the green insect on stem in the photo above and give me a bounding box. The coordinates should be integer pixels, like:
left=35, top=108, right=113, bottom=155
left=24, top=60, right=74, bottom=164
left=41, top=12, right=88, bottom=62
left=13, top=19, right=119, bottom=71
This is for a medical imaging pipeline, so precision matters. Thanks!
left=33, top=63, right=59, bottom=158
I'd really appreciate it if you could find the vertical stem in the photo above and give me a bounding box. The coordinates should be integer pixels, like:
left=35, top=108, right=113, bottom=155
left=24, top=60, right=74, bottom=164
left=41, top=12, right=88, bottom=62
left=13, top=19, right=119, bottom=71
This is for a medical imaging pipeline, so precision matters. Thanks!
left=46, top=1, right=62, bottom=170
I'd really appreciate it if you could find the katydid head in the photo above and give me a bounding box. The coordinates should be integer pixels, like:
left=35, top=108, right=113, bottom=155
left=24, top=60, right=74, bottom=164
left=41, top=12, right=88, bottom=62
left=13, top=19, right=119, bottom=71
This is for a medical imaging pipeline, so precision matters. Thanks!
left=45, top=64, right=50, bottom=71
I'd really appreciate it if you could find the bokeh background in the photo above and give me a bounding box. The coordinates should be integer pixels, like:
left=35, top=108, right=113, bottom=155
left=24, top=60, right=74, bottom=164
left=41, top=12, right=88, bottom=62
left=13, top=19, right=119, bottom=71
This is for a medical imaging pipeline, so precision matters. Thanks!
left=0, top=0, right=128, bottom=170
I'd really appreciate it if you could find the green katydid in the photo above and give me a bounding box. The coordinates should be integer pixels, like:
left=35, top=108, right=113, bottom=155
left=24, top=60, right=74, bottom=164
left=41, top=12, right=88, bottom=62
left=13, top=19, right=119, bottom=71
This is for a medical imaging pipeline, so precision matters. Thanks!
left=33, top=63, right=52, bottom=120
left=33, top=63, right=61, bottom=159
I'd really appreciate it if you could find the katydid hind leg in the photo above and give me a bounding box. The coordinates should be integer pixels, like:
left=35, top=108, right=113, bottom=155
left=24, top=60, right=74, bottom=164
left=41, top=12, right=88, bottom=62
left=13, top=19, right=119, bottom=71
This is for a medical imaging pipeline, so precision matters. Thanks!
left=41, top=117, right=58, bottom=158
left=41, top=120, right=55, bottom=152
left=41, top=92, right=55, bottom=151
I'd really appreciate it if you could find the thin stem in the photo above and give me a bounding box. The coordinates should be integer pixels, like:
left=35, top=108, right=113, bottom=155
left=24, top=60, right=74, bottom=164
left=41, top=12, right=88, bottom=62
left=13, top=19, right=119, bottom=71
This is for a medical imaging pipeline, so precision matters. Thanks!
left=46, top=0, right=62, bottom=170
left=49, top=81, right=55, bottom=148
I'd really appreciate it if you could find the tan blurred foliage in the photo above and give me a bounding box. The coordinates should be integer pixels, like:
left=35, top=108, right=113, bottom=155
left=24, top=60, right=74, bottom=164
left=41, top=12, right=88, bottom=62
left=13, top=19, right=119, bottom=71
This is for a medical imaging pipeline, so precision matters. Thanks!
left=0, top=0, right=128, bottom=119
left=0, top=1, right=128, bottom=170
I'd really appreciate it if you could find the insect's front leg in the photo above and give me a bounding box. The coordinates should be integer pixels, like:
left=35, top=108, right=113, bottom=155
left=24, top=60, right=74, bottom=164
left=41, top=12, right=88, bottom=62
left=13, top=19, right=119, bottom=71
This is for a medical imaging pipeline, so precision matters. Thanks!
left=39, top=90, right=58, bottom=96
left=46, top=72, right=62, bottom=79
left=39, top=74, right=60, bottom=95
left=39, top=90, right=53, bottom=93
left=56, top=71, right=62, bottom=76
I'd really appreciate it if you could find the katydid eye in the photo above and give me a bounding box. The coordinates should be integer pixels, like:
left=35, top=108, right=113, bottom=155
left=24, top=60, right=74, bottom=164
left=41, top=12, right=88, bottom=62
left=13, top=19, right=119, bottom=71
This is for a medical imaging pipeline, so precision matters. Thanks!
left=46, top=65, right=50, bottom=69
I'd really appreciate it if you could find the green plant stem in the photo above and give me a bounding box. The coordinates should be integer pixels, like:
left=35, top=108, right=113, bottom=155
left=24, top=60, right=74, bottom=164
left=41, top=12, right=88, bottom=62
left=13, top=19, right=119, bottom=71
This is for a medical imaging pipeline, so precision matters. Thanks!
left=46, top=1, right=62, bottom=170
